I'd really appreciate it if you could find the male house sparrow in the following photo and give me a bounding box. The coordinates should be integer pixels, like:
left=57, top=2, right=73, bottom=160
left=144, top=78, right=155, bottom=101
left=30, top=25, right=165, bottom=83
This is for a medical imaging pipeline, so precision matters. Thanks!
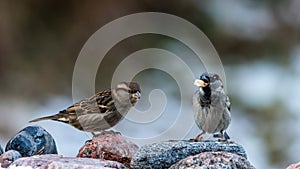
left=30, top=82, right=141, bottom=135
left=193, top=72, right=231, bottom=141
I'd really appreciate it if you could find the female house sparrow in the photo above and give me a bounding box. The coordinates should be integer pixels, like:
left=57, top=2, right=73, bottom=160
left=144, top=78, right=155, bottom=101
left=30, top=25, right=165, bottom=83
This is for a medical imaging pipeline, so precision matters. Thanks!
left=193, top=73, right=231, bottom=141
left=30, top=82, right=141, bottom=135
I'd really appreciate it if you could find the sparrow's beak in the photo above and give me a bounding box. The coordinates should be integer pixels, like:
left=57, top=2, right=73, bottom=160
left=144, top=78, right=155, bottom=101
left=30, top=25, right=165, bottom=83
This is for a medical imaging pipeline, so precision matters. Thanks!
left=194, top=79, right=208, bottom=87
left=131, top=91, right=141, bottom=100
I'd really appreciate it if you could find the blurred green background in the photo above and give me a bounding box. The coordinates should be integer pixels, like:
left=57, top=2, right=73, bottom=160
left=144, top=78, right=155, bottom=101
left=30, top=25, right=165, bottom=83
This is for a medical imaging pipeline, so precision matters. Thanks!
left=1, top=1, right=300, bottom=168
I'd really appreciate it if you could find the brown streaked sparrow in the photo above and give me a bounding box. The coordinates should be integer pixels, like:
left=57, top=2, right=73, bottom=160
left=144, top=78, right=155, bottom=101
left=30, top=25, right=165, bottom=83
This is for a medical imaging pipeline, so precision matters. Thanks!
left=193, top=72, right=231, bottom=141
left=30, top=82, right=141, bottom=135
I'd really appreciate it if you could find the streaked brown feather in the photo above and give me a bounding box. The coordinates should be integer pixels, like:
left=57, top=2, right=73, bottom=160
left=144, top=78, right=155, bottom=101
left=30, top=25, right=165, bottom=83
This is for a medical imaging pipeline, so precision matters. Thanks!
left=29, top=82, right=141, bottom=132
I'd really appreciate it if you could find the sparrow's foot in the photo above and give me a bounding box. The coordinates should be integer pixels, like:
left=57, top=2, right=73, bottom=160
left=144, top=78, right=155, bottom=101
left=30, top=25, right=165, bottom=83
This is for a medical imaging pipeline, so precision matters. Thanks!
left=215, top=131, right=231, bottom=142
left=105, top=130, right=121, bottom=135
left=91, top=132, right=98, bottom=137
left=91, top=130, right=121, bottom=137
left=193, top=131, right=206, bottom=142
left=218, top=137, right=227, bottom=142
left=35, top=147, right=45, bottom=155
left=213, top=131, right=230, bottom=140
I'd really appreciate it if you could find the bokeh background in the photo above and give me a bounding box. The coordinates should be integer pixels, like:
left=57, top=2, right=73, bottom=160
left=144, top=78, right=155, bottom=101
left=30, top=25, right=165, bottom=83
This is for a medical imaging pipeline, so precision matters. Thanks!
left=1, top=1, right=300, bottom=168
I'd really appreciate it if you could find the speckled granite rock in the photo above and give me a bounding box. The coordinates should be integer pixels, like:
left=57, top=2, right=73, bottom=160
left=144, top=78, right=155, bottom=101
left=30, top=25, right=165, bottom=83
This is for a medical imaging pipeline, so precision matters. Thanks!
left=5, top=126, right=57, bottom=157
left=0, top=150, right=22, bottom=168
left=77, top=131, right=138, bottom=167
left=169, top=151, right=255, bottom=169
left=131, top=140, right=247, bottom=169
left=0, top=145, right=3, bottom=155
left=287, top=162, right=300, bottom=169
left=10, top=154, right=127, bottom=169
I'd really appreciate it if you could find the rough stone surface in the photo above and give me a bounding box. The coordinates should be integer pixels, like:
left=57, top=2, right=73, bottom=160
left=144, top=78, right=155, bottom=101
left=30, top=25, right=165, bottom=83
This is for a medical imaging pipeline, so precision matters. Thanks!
left=10, top=154, right=127, bottom=169
left=169, top=151, right=255, bottom=169
left=287, top=162, right=300, bottom=169
left=5, top=126, right=57, bottom=157
left=0, top=150, right=22, bottom=168
left=77, top=131, right=138, bottom=168
left=0, top=145, right=3, bottom=155
left=131, top=140, right=247, bottom=169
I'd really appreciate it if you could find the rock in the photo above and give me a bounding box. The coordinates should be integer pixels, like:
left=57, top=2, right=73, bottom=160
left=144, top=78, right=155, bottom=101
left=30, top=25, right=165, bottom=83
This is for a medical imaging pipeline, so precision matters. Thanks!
left=0, top=145, right=3, bottom=155
left=5, top=126, right=57, bottom=157
left=77, top=131, right=138, bottom=168
left=131, top=140, right=247, bottom=169
left=169, top=151, right=255, bottom=169
left=0, top=150, right=22, bottom=168
left=10, top=154, right=127, bottom=169
left=287, top=162, right=300, bottom=169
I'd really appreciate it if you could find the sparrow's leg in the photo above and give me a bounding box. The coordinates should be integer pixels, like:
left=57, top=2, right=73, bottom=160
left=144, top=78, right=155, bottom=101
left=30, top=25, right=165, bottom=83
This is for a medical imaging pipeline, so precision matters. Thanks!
left=35, top=147, right=45, bottom=155
left=218, top=130, right=230, bottom=142
left=91, top=132, right=97, bottom=137
left=91, top=130, right=119, bottom=138
left=85, top=131, right=102, bottom=144
left=194, top=131, right=206, bottom=142
left=213, top=131, right=230, bottom=140
left=91, top=130, right=105, bottom=137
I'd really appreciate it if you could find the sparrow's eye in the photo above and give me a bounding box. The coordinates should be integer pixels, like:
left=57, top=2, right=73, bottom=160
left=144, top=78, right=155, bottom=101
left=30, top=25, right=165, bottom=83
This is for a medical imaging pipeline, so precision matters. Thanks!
left=119, top=88, right=131, bottom=93
left=200, top=75, right=210, bottom=83
left=213, top=74, right=220, bottom=79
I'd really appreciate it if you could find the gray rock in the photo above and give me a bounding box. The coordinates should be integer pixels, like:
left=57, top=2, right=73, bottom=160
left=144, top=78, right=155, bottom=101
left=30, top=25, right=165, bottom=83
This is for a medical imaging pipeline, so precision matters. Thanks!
left=169, top=151, right=255, bottom=169
left=11, top=154, right=128, bottom=169
left=0, top=150, right=22, bottom=168
left=131, top=140, right=247, bottom=169
left=0, top=145, right=3, bottom=155
left=5, top=126, right=57, bottom=157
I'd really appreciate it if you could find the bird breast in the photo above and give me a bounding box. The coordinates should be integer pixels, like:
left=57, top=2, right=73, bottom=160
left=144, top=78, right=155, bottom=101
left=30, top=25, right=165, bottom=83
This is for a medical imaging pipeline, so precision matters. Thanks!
left=193, top=90, right=231, bottom=134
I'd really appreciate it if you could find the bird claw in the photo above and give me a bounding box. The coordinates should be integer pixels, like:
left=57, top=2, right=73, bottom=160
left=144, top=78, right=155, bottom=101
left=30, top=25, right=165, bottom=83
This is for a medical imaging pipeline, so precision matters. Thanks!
left=193, top=132, right=206, bottom=142
left=35, top=147, right=45, bottom=155
left=213, top=131, right=230, bottom=142
left=218, top=137, right=228, bottom=142
left=194, top=136, right=203, bottom=142
left=91, top=130, right=121, bottom=138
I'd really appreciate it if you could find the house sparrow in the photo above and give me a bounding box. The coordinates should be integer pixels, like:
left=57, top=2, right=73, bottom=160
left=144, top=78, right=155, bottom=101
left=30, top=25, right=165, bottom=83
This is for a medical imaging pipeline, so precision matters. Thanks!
left=30, top=82, right=141, bottom=135
left=193, top=72, right=231, bottom=141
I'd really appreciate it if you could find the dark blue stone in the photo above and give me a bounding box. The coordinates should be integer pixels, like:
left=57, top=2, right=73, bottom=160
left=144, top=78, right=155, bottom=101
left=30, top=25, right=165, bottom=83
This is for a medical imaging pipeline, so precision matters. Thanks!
left=5, top=126, right=57, bottom=157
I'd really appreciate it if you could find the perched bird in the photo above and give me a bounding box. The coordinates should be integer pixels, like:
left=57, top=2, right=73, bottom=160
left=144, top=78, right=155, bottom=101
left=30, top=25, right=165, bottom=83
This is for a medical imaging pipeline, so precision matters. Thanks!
left=30, top=82, right=141, bottom=135
left=193, top=72, right=231, bottom=141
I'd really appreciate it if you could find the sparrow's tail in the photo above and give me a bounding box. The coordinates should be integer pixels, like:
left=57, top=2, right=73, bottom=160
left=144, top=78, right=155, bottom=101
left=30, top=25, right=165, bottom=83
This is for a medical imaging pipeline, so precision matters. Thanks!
left=29, top=113, right=65, bottom=123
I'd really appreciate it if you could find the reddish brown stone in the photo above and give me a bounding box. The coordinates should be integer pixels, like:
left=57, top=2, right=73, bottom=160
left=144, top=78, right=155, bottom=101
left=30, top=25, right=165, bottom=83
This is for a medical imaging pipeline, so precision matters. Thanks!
left=0, top=150, right=22, bottom=168
left=77, top=131, right=139, bottom=168
left=11, top=154, right=127, bottom=169
left=169, top=151, right=255, bottom=169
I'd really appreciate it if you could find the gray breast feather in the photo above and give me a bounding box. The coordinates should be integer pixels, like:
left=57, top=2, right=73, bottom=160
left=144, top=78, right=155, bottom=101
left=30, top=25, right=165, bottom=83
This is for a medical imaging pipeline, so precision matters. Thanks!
left=193, top=90, right=231, bottom=134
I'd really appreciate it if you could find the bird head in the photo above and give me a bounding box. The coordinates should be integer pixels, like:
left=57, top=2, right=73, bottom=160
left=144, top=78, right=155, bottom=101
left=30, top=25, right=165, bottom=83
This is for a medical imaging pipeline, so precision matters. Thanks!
left=128, top=82, right=141, bottom=105
left=194, top=73, right=223, bottom=90
left=194, top=73, right=210, bottom=88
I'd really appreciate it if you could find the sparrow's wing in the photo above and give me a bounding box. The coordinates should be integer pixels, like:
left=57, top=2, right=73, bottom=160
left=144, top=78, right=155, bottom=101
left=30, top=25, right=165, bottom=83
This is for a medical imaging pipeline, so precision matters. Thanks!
left=65, top=89, right=115, bottom=116
left=225, top=95, right=231, bottom=111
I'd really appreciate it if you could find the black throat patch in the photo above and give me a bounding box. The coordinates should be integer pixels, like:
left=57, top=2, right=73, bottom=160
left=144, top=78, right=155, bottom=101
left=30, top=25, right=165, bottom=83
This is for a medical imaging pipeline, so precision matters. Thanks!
left=200, top=85, right=211, bottom=107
